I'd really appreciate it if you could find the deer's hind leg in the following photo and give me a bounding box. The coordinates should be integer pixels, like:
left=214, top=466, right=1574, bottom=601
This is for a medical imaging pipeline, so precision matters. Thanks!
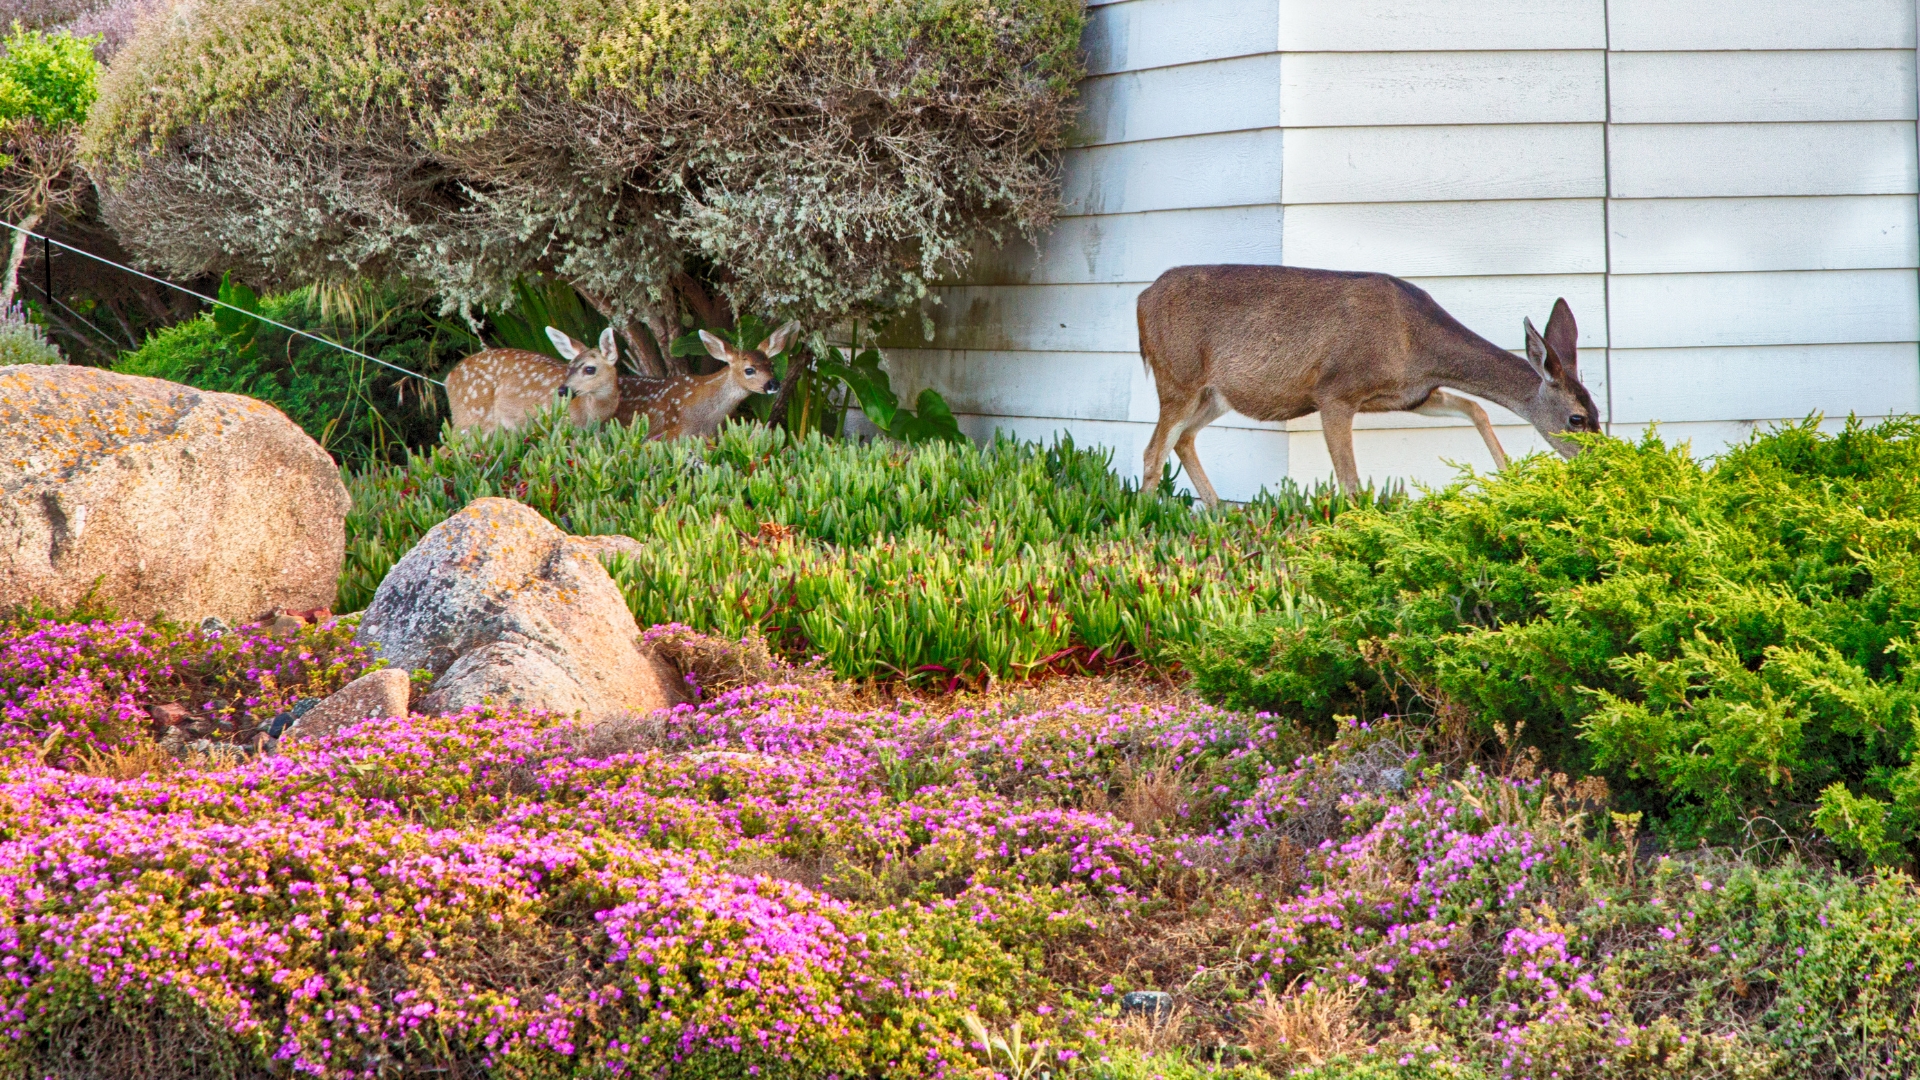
left=1172, top=388, right=1231, bottom=507
left=1144, top=385, right=1205, bottom=494
left=1413, top=389, right=1509, bottom=470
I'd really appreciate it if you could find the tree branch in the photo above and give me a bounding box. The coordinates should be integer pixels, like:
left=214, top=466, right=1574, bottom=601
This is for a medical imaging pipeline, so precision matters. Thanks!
left=575, top=284, right=668, bottom=378
left=673, top=271, right=734, bottom=331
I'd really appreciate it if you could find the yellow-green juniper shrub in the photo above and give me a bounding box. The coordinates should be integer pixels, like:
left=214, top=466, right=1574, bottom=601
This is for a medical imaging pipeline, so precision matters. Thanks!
left=1183, top=419, right=1920, bottom=863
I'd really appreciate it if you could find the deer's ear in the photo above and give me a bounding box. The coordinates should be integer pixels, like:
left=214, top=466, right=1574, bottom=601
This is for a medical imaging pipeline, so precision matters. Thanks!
left=1543, top=298, right=1578, bottom=378
left=597, top=326, right=619, bottom=359
left=759, top=320, right=803, bottom=356
left=698, top=330, right=734, bottom=363
left=547, top=326, right=583, bottom=360
left=1523, top=317, right=1552, bottom=381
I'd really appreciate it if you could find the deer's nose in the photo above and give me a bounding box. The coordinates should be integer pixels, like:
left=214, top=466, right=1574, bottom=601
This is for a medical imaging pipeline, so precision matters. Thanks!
left=764, top=378, right=781, bottom=394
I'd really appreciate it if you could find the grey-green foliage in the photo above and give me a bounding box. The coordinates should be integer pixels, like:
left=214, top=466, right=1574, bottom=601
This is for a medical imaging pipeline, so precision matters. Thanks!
left=0, top=310, right=62, bottom=364
left=83, top=0, right=1085, bottom=329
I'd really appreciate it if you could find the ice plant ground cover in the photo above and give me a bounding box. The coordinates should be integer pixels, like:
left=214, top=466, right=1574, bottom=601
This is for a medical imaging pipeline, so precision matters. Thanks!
left=2, top=616, right=1917, bottom=1079
left=339, top=417, right=1397, bottom=683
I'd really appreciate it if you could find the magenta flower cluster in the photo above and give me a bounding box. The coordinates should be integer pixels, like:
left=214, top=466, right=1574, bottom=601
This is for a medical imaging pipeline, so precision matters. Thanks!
left=0, top=616, right=368, bottom=763
left=0, top=620, right=1316, bottom=1076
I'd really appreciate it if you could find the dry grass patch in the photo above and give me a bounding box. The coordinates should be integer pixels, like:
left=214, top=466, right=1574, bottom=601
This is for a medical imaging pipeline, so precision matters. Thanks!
left=1245, top=981, right=1366, bottom=1071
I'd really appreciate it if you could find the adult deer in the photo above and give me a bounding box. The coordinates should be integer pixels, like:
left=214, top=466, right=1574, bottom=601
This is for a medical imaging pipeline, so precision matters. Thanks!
left=1139, top=265, right=1601, bottom=505
left=445, top=326, right=622, bottom=433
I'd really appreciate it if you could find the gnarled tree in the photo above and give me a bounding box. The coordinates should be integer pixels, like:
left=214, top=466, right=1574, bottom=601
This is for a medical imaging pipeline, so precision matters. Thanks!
left=0, top=26, right=97, bottom=309
left=82, top=0, right=1084, bottom=374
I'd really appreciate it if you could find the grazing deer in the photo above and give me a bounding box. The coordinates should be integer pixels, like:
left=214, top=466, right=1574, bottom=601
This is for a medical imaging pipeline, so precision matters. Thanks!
left=445, top=326, right=622, bottom=433
left=1139, top=265, right=1602, bottom=505
left=613, top=321, right=800, bottom=440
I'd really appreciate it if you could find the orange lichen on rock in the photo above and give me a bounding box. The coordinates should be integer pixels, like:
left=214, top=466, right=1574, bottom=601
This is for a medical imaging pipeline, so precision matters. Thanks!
left=0, top=367, right=351, bottom=622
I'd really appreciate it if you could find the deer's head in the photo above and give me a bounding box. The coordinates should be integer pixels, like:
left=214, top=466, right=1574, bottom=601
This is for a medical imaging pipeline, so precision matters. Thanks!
left=549, top=326, right=622, bottom=424
left=1519, top=299, right=1602, bottom=458
left=698, top=321, right=803, bottom=397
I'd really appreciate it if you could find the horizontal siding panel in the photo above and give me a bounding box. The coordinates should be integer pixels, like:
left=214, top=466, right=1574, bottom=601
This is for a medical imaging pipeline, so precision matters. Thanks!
left=1609, top=0, right=1917, bottom=51
left=1282, top=199, right=1607, bottom=276
left=1608, top=195, right=1920, bottom=274
left=885, top=350, right=1137, bottom=423
left=1599, top=420, right=1772, bottom=457
left=1609, top=343, right=1920, bottom=423
left=1283, top=124, right=1605, bottom=203
left=1609, top=269, right=1920, bottom=348
left=1608, top=122, right=1919, bottom=198
left=1608, top=50, right=1918, bottom=124
left=1609, top=416, right=1897, bottom=459
left=1060, top=130, right=1282, bottom=216
left=1286, top=423, right=1556, bottom=490
left=882, top=284, right=1145, bottom=353
left=1074, top=55, right=1280, bottom=147
left=1083, top=0, right=1278, bottom=76
left=1278, top=0, right=1605, bottom=52
left=947, top=414, right=1294, bottom=499
left=1280, top=50, right=1604, bottom=127
left=968, top=206, right=1284, bottom=286
left=1403, top=274, right=1610, bottom=349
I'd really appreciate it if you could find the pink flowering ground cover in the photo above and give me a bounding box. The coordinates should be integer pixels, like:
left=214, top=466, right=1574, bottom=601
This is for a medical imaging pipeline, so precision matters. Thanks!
left=1, top=617, right=1918, bottom=1080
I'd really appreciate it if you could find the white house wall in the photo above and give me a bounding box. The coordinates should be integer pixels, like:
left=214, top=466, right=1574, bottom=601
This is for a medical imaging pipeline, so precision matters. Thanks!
left=883, top=0, right=1920, bottom=499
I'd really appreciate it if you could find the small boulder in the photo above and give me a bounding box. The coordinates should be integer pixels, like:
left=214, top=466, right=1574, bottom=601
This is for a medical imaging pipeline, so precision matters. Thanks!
left=286, top=667, right=413, bottom=741
left=568, top=533, right=647, bottom=566
left=0, top=366, right=349, bottom=623
left=145, top=702, right=188, bottom=737
left=356, top=498, right=680, bottom=723
left=1120, top=991, right=1174, bottom=1024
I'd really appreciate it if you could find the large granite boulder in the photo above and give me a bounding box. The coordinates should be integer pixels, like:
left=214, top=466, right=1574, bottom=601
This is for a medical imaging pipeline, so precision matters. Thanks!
left=0, top=366, right=349, bottom=622
left=356, top=497, right=680, bottom=722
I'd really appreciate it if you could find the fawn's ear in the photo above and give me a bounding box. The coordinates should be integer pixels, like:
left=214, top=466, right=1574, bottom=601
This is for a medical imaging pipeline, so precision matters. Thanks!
left=1523, top=317, right=1553, bottom=382
left=547, top=326, right=585, bottom=360
left=759, top=320, right=803, bottom=356
left=597, top=325, right=619, bottom=359
left=698, top=330, right=735, bottom=363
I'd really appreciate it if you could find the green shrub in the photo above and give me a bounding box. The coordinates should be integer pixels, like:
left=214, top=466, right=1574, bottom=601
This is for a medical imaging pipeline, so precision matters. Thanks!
left=0, top=24, right=98, bottom=131
left=114, top=284, right=476, bottom=465
left=341, top=416, right=1395, bottom=681
left=1185, top=419, right=1920, bottom=862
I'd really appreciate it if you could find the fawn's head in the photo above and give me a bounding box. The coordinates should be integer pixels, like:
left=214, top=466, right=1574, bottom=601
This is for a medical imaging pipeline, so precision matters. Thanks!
left=549, top=326, right=622, bottom=422
left=1519, top=299, right=1602, bottom=457
left=697, top=321, right=803, bottom=396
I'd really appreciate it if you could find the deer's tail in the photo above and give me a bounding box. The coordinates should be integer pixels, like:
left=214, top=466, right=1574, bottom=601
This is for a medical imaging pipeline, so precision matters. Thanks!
left=1137, top=303, right=1156, bottom=382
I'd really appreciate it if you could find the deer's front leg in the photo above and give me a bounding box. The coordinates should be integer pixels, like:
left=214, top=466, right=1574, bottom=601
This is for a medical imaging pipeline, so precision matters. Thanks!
left=1414, top=389, right=1509, bottom=471
left=1318, top=402, right=1362, bottom=497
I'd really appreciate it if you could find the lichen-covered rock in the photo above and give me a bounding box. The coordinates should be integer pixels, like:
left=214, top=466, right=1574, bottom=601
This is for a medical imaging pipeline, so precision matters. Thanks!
left=286, top=667, right=413, bottom=741
left=567, top=533, right=647, bottom=567
left=0, top=366, right=349, bottom=622
left=356, top=497, right=680, bottom=722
